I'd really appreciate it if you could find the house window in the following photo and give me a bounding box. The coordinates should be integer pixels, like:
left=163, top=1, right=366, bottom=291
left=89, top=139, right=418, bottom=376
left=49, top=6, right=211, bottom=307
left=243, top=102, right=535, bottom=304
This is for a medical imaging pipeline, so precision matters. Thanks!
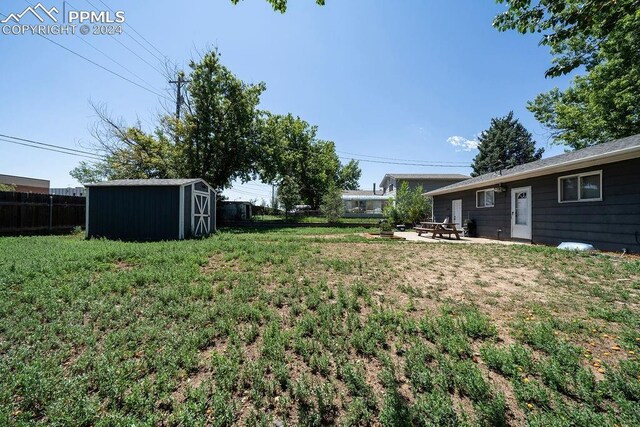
left=558, top=171, right=602, bottom=203
left=476, top=189, right=495, bottom=208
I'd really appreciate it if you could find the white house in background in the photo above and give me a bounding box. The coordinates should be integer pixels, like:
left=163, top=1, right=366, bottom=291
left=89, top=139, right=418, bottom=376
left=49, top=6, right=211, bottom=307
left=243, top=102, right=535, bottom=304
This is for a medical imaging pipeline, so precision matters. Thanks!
left=341, top=189, right=391, bottom=218
left=50, top=187, right=86, bottom=197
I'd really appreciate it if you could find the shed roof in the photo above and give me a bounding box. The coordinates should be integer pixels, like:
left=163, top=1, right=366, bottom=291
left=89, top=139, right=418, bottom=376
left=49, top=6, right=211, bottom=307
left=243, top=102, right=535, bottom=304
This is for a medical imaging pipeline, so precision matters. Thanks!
left=86, top=178, right=204, bottom=187
left=426, top=134, right=640, bottom=196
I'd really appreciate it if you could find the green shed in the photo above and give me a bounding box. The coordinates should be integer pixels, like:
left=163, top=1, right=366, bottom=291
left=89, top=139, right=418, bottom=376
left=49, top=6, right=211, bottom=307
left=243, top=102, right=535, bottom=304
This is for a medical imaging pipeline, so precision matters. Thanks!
left=85, top=179, right=216, bottom=241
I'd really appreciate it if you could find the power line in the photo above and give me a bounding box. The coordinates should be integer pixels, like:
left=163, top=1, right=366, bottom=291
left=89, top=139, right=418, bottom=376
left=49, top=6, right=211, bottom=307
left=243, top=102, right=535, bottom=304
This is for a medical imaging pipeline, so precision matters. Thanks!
left=0, top=137, right=102, bottom=160
left=3, top=7, right=170, bottom=102
left=90, top=0, right=168, bottom=67
left=0, top=133, right=100, bottom=157
left=336, top=150, right=468, bottom=165
left=37, top=34, right=171, bottom=101
left=337, top=156, right=469, bottom=168
left=98, top=0, right=168, bottom=61
left=62, top=1, right=163, bottom=95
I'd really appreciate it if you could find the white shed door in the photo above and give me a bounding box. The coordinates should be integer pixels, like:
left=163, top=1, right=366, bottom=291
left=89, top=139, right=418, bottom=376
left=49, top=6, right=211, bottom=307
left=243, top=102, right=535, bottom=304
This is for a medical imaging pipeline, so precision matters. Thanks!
left=193, top=190, right=210, bottom=236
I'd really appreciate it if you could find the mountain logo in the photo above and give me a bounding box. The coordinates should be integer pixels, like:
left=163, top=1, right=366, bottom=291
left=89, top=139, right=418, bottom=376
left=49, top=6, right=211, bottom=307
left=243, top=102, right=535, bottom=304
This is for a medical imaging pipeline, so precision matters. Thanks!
left=1, top=3, right=59, bottom=24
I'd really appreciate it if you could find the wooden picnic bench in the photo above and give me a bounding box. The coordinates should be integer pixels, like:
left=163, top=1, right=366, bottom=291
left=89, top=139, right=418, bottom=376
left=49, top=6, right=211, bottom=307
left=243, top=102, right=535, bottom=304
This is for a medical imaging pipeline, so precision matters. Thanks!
left=416, top=221, right=461, bottom=240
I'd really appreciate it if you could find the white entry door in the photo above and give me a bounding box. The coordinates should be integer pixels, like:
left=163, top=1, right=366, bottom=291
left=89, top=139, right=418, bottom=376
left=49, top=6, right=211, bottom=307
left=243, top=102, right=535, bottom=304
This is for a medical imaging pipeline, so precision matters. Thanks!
left=192, top=190, right=211, bottom=236
left=511, top=187, right=532, bottom=240
left=452, top=199, right=462, bottom=228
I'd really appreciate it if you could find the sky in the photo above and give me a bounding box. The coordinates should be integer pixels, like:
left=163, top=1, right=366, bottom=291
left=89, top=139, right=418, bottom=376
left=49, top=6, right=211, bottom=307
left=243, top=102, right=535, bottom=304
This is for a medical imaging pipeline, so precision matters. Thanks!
left=0, top=0, right=574, bottom=203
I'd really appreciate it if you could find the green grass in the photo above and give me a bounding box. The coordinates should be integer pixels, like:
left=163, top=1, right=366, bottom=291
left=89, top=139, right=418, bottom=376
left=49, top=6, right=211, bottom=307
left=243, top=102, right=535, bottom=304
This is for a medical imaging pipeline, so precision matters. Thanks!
left=0, top=228, right=639, bottom=425
left=251, top=215, right=380, bottom=224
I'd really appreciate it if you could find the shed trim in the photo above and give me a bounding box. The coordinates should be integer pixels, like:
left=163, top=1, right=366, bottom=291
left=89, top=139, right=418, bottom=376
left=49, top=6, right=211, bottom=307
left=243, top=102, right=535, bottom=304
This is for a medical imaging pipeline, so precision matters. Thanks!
left=85, top=188, right=90, bottom=238
left=179, top=185, right=185, bottom=239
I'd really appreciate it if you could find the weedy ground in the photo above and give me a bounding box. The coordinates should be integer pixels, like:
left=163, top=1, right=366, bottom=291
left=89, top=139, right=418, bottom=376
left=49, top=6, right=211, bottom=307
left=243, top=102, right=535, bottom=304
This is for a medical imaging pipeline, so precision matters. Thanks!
left=0, top=228, right=639, bottom=426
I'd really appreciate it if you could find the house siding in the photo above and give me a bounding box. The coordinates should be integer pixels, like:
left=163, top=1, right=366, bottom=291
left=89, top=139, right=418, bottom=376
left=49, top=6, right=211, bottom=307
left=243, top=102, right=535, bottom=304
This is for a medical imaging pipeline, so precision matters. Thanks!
left=433, top=158, right=640, bottom=252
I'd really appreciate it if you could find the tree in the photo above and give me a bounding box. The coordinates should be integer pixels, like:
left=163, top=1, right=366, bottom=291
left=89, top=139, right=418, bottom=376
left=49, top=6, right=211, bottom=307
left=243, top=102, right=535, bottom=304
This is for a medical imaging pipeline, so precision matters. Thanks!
left=384, top=182, right=431, bottom=225
left=257, top=113, right=361, bottom=208
left=278, top=176, right=300, bottom=219
left=70, top=104, right=179, bottom=184
left=337, top=159, right=361, bottom=190
left=494, top=1, right=640, bottom=148
left=494, top=0, right=640, bottom=77
left=71, top=50, right=265, bottom=190
left=471, top=112, right=543, bottom=177
left=527, top=12, right=640, bottom=149
left=174, top=50, right=265, bottom=189
left=320, top=184, right=344, bottom=223
left=230, top=0, right=324, bottom=13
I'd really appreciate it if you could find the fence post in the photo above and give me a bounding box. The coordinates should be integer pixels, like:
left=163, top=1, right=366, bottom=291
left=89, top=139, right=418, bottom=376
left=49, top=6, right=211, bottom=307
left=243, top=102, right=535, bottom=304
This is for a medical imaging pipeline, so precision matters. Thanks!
left=49, top=195, right=53, bottom=232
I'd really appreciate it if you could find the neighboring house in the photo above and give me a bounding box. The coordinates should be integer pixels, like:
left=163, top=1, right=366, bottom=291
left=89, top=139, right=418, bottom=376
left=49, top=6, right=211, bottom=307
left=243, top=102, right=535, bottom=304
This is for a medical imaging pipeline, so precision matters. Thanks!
left=218, top=201, right=253, bottom=221
left=0, top=174, right=49, bottom=194
left=51, top=187, right=86, bottom=197
left=379, top=174, right=470, bottom=195
left=426, top=134, right=640, bottom=252
left=342, top=189, right=390, bottom=218
left=85, top=179, right=216, bottom=241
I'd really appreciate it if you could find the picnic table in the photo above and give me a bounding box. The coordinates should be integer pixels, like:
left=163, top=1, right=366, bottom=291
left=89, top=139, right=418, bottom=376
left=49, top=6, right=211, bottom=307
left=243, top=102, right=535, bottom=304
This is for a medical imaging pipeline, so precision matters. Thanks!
left=415, top=221, right=461, bottom=240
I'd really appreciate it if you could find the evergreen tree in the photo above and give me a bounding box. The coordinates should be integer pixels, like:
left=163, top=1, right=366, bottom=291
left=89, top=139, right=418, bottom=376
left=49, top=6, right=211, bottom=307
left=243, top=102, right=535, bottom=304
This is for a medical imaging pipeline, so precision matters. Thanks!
left=471, top=112, right=543, bottom=177
left=320, top=184, right=345, bottom=224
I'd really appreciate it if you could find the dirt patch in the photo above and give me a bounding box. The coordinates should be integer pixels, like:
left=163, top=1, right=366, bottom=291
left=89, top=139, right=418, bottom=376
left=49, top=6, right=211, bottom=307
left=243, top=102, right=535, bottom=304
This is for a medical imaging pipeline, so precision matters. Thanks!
left=114, top=260, right=134, bottom=271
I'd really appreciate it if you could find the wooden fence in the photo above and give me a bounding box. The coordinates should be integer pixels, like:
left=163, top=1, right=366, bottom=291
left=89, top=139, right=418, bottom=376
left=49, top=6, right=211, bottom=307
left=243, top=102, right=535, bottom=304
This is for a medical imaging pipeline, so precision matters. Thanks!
left=0, top=192, right=85, bottom=236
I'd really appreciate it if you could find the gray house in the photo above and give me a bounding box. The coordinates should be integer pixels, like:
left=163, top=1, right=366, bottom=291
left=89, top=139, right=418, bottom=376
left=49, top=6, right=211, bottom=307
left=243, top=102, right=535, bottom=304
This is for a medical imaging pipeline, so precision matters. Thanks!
left=85, top=179, right=216, bottom=241
left=426, top=134, right=640, bottom=252
left=379, top=174, right=469, bottom=195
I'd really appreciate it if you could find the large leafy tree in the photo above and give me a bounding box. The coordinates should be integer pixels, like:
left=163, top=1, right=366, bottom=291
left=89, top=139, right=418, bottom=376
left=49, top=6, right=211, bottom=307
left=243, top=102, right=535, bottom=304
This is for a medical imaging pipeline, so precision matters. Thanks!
left=527, top=12, right=640, bottom=149
left=494, top=1, right=640, bottom=148
left=70, top=105, right=179, bottom=184
left=71, top=50, right=265, bottom=189
left=174, top=50, right=265, bottom=189
left=258, top=113, right=361, bottom=208
left=471, top=112, right=543, bottom=177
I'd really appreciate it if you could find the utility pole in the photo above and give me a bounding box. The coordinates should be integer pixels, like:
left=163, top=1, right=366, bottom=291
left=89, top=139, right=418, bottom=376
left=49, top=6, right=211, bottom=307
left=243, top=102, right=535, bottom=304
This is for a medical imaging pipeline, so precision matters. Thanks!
left=169, top=75, right=191, bottom=119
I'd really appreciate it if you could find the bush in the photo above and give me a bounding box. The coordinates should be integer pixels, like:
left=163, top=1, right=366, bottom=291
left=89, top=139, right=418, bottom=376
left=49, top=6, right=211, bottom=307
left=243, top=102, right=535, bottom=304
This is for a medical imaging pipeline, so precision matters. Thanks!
left=384, top=182, right=431, bottom=225
left=320, top=185, right=344, bottom=223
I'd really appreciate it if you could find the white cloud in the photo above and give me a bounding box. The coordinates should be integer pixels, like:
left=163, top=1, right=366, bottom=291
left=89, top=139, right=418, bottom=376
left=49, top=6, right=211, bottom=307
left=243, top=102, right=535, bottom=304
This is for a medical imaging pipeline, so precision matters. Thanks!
left=447, top=135, right=479, bottom=152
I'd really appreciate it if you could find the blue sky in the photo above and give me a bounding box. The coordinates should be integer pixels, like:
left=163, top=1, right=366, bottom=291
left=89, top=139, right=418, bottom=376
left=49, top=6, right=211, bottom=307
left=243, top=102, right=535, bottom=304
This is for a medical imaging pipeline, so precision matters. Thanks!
left=0, top=0, right=572, bottom=202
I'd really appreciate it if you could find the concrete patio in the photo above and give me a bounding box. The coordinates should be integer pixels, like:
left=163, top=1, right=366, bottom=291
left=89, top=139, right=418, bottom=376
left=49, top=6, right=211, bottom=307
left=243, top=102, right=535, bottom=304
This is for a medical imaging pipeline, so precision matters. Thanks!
left=393, top=231, right=527, bottom=245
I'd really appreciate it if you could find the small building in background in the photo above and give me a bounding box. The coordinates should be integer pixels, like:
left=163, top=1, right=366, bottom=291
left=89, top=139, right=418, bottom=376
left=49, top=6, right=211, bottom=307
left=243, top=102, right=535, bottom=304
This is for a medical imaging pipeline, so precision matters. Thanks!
left=0, top=174, right=49, bottom=194
left=50, top=187, right=86, bottom=197
left=218, top=200, right=253, bottom=221
left=342, top=189, right=390, bottom=218
left=379, top=173, right=469, bottom=195
left=85, top=179, right=216, bottom=241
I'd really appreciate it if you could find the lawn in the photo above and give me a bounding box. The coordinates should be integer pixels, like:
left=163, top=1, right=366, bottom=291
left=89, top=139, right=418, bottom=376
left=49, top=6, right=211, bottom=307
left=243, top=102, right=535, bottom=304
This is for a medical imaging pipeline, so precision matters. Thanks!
left=0, top=228, right=639, bottom=426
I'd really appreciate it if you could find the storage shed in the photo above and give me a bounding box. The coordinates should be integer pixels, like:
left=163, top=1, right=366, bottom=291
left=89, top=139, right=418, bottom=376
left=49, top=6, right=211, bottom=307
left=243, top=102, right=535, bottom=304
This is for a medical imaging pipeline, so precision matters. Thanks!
left=85, top=179, right=216, bottom=241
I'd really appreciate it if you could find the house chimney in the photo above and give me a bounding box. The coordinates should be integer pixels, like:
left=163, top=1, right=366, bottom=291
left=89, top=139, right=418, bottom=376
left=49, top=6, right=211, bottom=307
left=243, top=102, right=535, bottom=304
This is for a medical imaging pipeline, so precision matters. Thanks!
left=373, top=183, right=376, bottom=195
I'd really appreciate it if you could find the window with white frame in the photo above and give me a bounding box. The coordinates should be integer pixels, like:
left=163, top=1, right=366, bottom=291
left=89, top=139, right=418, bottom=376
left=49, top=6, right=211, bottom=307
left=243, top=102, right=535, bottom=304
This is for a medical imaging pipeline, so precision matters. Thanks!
left=558, top=170, right=602, bottom=203
left=476, top=189, right=495, bottom=208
